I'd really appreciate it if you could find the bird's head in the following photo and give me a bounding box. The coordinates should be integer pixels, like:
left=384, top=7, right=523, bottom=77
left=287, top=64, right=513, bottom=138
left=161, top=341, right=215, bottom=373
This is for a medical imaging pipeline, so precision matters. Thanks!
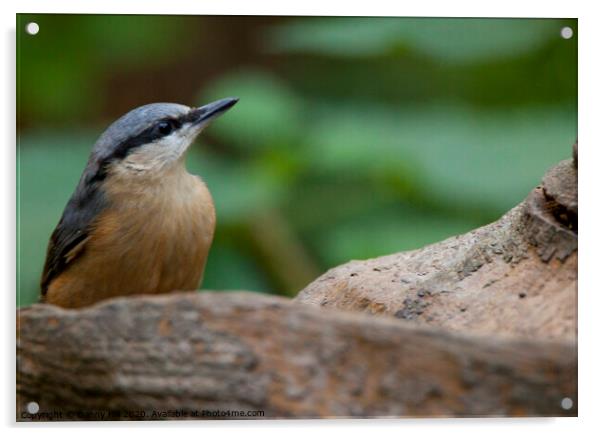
left=88, top=98, right=238, bottom=181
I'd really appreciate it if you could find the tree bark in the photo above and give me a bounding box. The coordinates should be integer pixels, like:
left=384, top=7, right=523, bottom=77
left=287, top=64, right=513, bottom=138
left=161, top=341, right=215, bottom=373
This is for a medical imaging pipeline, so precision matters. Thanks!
left=17, top=291, right=576, bottom=420
left=16, top=144, right=577, bottom=420
left=296, top=150, right=577, bottom=342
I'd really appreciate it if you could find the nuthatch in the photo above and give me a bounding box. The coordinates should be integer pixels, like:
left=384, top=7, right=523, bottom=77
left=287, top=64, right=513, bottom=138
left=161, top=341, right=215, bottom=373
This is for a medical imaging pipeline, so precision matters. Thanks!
left=40, top=98, right=238, bottom=308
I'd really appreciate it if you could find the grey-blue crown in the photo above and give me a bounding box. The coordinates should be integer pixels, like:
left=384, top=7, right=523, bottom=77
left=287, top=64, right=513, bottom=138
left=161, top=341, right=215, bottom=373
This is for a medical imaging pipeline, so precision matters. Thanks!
left=94, top=103, right=190, bottom=155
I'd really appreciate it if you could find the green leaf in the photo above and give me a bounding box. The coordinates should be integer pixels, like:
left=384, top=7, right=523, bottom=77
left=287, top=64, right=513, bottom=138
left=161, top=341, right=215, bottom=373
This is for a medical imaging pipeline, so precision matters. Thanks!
left=312, top=204, right=479, bottom=266
left=301, top=102, right=576, bottom=213
left=202, top=242, right=274, bottom=293
left=17, top=131, right=95, bottom=306
left=200, top=71, right=304, bottom=149
left=266, top=18, right=572, bottom=64
left=186, top=148, right=285, bottom=224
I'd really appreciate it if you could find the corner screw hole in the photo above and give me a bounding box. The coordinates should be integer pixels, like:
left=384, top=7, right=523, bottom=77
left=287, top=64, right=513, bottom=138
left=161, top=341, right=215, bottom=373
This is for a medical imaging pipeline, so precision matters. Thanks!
left=25, top=22, right=39, bottom=36
left=26, top=401, right=39, bottom=414
left=561, top=397, right=573, bottom=410
left=560, top=27, right=573, bottom=39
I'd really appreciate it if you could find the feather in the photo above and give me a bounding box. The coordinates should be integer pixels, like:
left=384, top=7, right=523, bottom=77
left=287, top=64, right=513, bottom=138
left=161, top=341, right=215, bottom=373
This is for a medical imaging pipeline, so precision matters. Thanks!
left=40, top=168, right=107, bottom=295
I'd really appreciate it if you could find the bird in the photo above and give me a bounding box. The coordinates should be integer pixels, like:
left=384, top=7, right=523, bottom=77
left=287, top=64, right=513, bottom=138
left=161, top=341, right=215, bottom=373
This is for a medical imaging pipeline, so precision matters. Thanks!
left=40, top=97, right=239, bottom=308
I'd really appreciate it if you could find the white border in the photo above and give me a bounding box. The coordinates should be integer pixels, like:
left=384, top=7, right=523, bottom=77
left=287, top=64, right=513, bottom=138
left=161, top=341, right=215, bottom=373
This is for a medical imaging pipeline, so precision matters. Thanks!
left=4, top=0, right=583, bottom=17
left=3, top=1, right=600, bottom=435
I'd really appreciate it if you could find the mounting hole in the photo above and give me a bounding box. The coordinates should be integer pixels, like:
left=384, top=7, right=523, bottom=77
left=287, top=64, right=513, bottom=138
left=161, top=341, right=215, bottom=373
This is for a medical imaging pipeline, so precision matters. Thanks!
left=560, top=26, right=573, bottom=39
left=26, top=401, right=39, bottom=414
left=25, top=22, right=40, bottom=35
left=560, top=397, right=573, bottom=410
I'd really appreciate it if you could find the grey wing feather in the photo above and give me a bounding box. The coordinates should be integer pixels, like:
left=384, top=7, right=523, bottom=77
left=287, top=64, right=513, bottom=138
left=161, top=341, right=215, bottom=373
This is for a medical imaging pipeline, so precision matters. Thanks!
left=40, top=166, right=107, bottom=295
left=40, top=217, right=90, bottom=294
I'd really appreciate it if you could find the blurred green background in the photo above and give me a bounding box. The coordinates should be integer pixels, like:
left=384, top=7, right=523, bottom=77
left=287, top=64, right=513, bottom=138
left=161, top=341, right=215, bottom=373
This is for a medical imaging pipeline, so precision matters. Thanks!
left=16, top=15, right=577, bottom=307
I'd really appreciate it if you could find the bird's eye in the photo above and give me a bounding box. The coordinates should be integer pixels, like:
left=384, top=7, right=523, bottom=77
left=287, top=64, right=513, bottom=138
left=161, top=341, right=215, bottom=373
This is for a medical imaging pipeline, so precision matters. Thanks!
left=157, top=121, right=173, bottom=135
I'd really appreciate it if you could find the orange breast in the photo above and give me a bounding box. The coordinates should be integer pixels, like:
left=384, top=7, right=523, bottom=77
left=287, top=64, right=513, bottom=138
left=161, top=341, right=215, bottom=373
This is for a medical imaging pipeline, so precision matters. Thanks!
left=45, top=174, right=216, bottom=308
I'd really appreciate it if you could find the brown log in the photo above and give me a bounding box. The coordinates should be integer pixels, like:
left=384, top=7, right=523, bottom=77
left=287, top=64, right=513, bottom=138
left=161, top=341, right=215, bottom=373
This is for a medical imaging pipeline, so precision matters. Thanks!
left=17, top=291, right=576, bottom=420
left=296, top=156, right=578, bottom=342
left=16, top=146, right=578, bottom=420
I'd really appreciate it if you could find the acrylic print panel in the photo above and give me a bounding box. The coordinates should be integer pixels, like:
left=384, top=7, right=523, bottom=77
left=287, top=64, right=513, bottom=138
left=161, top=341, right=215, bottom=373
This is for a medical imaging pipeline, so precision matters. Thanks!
left=16, top=14, right=577, bottom=420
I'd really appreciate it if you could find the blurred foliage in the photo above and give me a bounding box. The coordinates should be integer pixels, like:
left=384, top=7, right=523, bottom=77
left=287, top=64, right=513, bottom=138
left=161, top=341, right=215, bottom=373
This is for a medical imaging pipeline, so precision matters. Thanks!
left=17, top=16, right=577, bottom=306
left=17, top=15, right=194, bottom=125
left=266, top=18, right=559, bottom=62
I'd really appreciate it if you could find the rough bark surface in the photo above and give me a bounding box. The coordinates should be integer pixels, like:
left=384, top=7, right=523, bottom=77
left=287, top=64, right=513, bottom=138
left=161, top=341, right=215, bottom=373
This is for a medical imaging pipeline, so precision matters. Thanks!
left=17, top=292, right=576, bottom=420
left=16, top=145, right=577, bottom=420
left=296, top=154, right=578, bottom=342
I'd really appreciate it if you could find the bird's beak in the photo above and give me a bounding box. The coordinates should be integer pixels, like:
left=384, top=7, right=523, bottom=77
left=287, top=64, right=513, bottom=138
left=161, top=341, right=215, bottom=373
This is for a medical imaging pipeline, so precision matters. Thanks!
left=189, top=97, right=239, bottom=127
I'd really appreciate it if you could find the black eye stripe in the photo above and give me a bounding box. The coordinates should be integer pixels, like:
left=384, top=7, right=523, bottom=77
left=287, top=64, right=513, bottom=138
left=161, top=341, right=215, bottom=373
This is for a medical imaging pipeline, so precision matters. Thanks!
left=118, top=117, right=181, bottom=152
left=160, top=118, right=181, bottom=132
left=90, top=117, right=184, bottom=182
left=157, top=121, right=172, bottom=135
left=179, top=109, right=202, bottom=124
